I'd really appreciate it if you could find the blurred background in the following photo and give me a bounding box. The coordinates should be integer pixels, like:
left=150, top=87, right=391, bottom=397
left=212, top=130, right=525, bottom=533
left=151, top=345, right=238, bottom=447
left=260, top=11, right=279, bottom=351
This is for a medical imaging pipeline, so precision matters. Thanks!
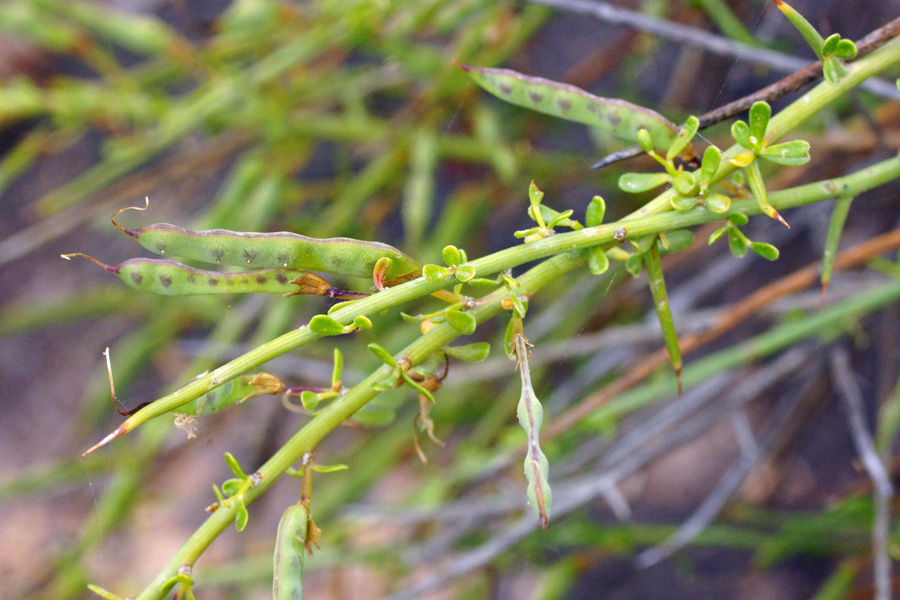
left=2, top=1, right=900, bottom=598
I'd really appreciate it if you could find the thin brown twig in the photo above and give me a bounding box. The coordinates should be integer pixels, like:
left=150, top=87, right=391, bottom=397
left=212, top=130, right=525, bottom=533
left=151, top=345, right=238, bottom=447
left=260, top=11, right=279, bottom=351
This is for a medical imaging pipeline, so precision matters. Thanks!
left=591, top=14, right=900, bottom=169
left=546, top=227, right=900, bottom=439
left=700, top=15, right=900, bottom=130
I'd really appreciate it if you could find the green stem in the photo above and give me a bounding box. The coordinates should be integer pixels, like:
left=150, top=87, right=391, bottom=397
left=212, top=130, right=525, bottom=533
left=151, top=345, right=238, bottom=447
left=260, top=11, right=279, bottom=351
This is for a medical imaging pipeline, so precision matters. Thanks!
left=644, top=243, right=683, bottom=393
left=821, top=194, right=854, bottom=306
left=136, top=246, right=584, bottom=600
left=95, top=154, right=900, bottom=452
left=134, top=154, right=900, bottom=598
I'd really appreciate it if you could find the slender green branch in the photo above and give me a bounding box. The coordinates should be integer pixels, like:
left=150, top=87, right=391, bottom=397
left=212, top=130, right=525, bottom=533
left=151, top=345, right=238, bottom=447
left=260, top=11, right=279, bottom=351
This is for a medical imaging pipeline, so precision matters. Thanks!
left=90, top=153, right=900, bottom=455
left=133, top=151, right=900, bottom=599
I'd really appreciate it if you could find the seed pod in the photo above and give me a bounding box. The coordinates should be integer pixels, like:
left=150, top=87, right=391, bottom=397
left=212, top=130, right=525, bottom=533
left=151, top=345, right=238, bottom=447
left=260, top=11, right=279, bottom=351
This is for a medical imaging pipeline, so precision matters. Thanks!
left=273, top=503, right=308, bottom=600
left=111, top=203, right=420, bottom=282
left=460, top=64, right=691, bottom=157
left=60, top=254, right=365, bottom=299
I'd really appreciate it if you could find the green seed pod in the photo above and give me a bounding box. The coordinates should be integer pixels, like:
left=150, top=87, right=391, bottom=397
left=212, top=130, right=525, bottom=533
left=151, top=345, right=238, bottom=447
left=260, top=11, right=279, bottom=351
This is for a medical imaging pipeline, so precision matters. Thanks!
left=460, top=64, right=691, bottom=157
left=273, top=503, right=308, bottom=600
left=111, top=204, right=420, bottom=282
left=60, top=254, right=363, bottom=299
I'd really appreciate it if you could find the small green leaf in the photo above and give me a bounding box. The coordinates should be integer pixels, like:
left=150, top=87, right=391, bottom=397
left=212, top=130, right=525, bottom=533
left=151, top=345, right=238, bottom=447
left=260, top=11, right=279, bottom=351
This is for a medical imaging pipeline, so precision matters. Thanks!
left=834, top=39, right=857, bottom=59
left=442, top=245, right=461, bottom=267
left=823, top=57, right=848, bottom=84
left=618, top=172, right=670, bottom=193
left=423, top=264, right=450, bottom=281
left=671, top=171, right=697, bottom=196
left=309, top=315, right=346, bottom=336
left=224, top=452, right=246, bottom=479
left=545, top=208, right=575, bottom=229
left=708, top=225, right=729, bottom=245
left=700, top=145, right=722, bottom=183
left=585, top=195, right=606, bottom=227
left=445, top=309, right=477, bottom=334
left=750, top=241, right=780, bottom=261
left=353, top=315, right=372, bottom=330
left=503, top=317, right=516, bottom=359
left=636, top=128, right=654, bottom=153
left=658, top=229, right=694, bottom=253
left=455, top=264, right=476, bottom=282
left=731, top=120, right=752, bottom=149
left=728, top=228, right=748, bottom=258
left=748, top=101, right=771, bottom=144
left=400, top=370, right=436, bottom=402
left=625, top=252, right=644, bottom=277
left=234, top=500, right=249, bottom=531
left=300, top=391, right=319, bottom=411
left=729, top=212, right=749, bottom=226
left=705, top=193, right=732, bottom=213
left=728, top=150, right=755, bottom=168
left=368, top=343, right=398, bottom=366
left=528, top=181, right=544, bottom=208
left=630, top=235, right=656, bottom=253
left=761, top=140, right=810, bottom=165
left=222, top=478, right=243, bottom=496
left=400, top=311, right=422, bottom=323
left=822, top=33, right=840, bottom=57
left=588, top=247, right=609, bottom=275
left=445, top=342, right=491, bottom=362
left=509, top=293, right=528, bottom=317
left=670, top=194, right=698, bottom=211
left=666, top=115, right=699, bottom=161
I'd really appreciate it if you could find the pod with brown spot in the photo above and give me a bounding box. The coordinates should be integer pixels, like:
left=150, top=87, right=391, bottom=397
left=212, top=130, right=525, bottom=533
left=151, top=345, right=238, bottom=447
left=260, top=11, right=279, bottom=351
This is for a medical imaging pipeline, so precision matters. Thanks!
left=460, top=63, right=694, bottom=158
left=60, top=254, right=366, bottom=299
left=111, top=202, right=420, bottom=283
